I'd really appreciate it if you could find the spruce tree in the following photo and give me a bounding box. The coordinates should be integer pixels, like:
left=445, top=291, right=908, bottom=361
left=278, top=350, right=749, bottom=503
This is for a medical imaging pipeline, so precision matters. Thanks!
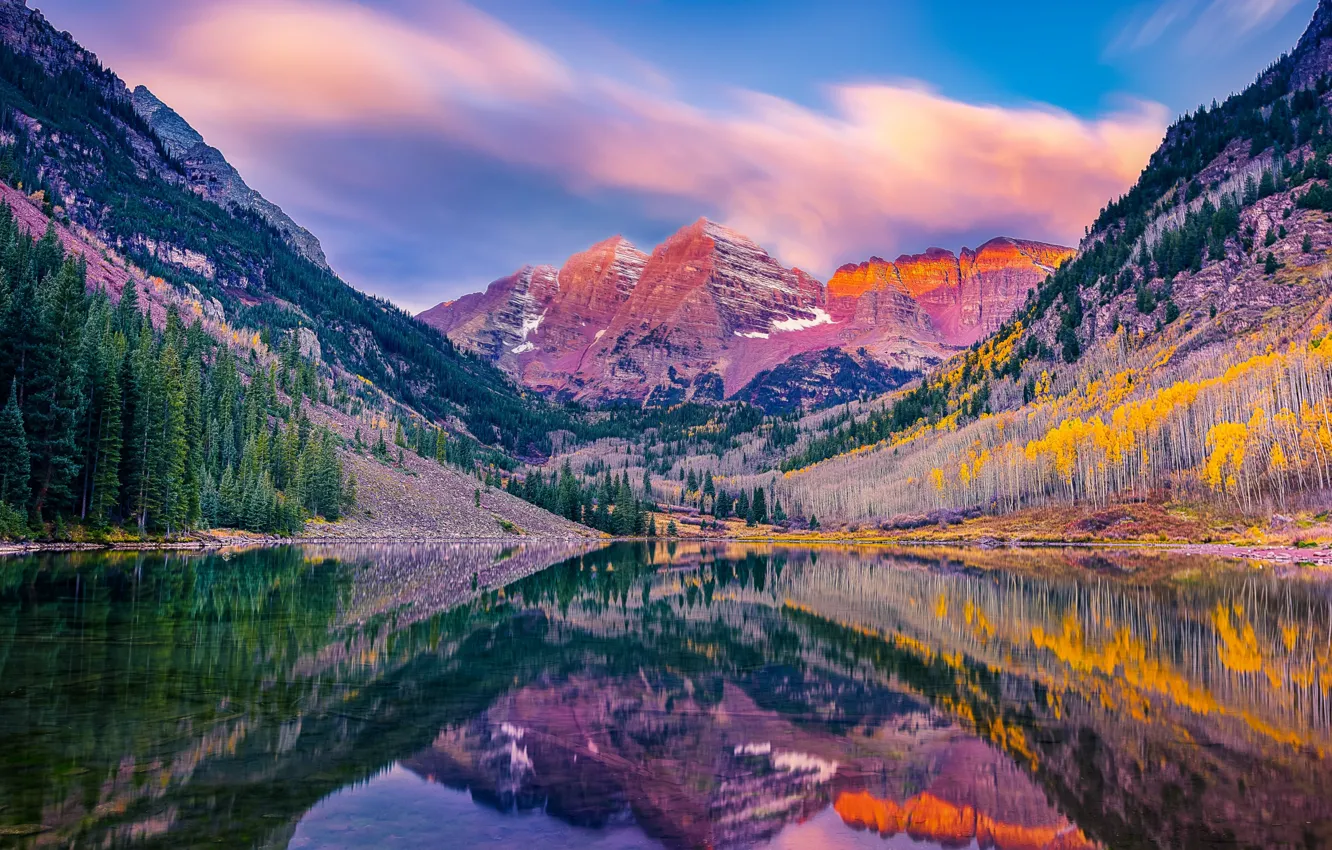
left=751, top=487, right=768, bottom=525
left=27, top=259, right=87, bottom=518
left=85, top=309, right=124, bottom=525
left=342, top=470, right=357, bottom=514
left=156, top=344, right=189, bottom=533
left=114, top=278, right=142, bottom=337
left=0, top=380, right=30, bottom=509
left=122, top=324, right=158, bottom=530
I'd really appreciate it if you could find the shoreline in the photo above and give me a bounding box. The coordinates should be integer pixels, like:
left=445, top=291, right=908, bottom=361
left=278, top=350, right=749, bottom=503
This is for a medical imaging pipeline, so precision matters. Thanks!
left=0, top=533, right=599, bottom=557
left=3, top=533, right=1331, bottom=570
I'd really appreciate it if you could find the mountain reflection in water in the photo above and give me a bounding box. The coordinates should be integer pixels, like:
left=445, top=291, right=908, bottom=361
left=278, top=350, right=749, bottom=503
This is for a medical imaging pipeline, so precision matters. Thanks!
left=1, top=542, right=1330, bottom=849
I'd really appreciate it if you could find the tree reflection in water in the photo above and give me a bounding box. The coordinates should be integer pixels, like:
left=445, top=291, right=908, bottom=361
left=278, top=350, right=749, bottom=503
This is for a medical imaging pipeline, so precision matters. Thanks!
left=1, top=542, right=1329, bottom=848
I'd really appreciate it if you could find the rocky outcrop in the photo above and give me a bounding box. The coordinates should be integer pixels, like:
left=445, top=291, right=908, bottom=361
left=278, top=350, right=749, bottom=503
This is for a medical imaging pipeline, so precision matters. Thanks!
left=131, top=86, right=331, bottom=271
left=422, top=223, right=1071, bottom=408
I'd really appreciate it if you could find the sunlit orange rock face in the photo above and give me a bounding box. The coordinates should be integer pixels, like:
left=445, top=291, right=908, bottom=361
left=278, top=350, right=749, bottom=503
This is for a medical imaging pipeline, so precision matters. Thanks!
left=826, top=237, right=1075, bottom=346
left=420, top=224, right=1072, bottom=405
left=834, top=790, right=1097, bottom=850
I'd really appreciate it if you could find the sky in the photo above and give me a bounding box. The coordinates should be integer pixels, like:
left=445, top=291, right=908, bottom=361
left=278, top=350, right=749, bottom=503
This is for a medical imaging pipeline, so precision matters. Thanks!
left=32, top=0, right=1321, bottom=313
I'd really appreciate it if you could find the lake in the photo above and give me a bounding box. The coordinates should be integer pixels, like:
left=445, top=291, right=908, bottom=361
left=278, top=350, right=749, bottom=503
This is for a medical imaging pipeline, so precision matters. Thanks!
left=0, top=542, right=1330, bottom=849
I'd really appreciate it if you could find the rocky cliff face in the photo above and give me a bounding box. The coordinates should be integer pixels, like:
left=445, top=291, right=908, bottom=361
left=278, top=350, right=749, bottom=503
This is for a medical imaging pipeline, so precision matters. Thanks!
left=827, top=237, right=1073, bottom=346
left=422, top=224, right=1071, bottom=408
left=131, top=86, right=330, bottom=270
left=571, top=219, right=833, bottom=402
left=418, top=264, right=560, bottom=371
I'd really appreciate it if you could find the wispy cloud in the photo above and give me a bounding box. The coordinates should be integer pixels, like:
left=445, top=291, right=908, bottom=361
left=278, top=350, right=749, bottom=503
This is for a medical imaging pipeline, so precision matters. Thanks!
left=1108, top=0, right=1306, bottom=55
left=1186, top=0, right=1306, bottom=46
left=120, top=0, right=1167, bottom=277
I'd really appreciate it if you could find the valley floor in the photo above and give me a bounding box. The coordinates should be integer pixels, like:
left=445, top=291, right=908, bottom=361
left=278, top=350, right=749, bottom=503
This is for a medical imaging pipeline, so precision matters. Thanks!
left=647, top=501, right=1332, bottom=568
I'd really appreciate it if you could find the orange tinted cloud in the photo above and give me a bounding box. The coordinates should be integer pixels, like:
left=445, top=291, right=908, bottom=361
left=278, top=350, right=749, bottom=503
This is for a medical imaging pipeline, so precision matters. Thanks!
left=124, top=0, right=1168, bottom=274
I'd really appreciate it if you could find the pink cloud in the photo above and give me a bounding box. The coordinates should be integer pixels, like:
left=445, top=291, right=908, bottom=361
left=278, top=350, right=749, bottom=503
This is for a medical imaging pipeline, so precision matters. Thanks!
left=118, top=0, right=571, bottom=125
left=119, top=0, right=1168, bottom=275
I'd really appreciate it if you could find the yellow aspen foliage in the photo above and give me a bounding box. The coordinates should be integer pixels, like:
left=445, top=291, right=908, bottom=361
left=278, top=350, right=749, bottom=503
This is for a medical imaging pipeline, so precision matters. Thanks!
left=1204, top=422, right=1247, bottom=495
left=1269, top=442, right=1288, bottom=473
left=929, top=468, right=945, bottom=493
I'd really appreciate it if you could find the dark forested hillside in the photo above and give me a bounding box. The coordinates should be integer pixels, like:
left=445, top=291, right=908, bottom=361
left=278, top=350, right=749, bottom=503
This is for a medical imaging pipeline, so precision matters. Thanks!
left=0, top=0, right=566, bottom=458
left=0, top=205, right=351, bottom=537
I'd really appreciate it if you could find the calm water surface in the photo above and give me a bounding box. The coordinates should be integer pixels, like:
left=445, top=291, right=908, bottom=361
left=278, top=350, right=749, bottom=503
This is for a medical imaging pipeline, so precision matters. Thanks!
left=1, top=542, right=1330, bottom=849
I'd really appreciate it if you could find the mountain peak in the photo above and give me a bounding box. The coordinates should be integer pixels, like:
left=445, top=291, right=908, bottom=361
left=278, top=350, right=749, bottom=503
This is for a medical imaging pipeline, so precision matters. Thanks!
left=131, top=86, right=204, bottom=154
left=129, top=85, right=330, bottom=271
left=1285, top=0, right=1332, bottom=88
left=699, top=217, right=751, bottom=243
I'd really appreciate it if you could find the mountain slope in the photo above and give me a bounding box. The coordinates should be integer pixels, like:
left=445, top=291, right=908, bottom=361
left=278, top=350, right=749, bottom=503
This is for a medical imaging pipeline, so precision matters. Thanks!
left=0, top=0, right=565, bottom=457
left=0, top=0, right=593, bottom=540
left=130, top=85, right=330, bottom=271
left=757, top=0, right=1332, bottom=529
left=422, top=220, right=1070, bottom=409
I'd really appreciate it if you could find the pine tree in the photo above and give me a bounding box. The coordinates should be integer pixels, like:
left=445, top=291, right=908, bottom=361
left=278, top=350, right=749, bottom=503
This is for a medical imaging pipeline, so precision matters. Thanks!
left=0, top=379, right=30, bottom=510
left=84, top=306, right=123, bottom=526
left=182, top=357, right=203, bottom=528
left=155, top=343, right=189, bottom=534
left=751, top=487, right=768, bottom=525
left=27, top=259, right=87, bottom=518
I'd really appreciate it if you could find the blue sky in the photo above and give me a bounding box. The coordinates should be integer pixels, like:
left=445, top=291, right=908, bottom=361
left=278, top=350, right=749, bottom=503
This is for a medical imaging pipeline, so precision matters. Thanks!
left=35, top=0, right=1319, bottom=312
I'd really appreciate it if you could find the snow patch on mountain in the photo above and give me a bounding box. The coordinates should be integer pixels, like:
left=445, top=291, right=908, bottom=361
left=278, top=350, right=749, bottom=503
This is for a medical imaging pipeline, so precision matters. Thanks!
left=771, top=307, right=834, bottom=333
left=520, top=310, right=545, bottom=340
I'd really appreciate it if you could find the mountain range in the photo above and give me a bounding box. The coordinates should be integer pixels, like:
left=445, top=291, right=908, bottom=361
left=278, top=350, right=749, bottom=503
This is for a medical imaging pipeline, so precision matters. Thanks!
left=420, top=219, right=1072, bottom=409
